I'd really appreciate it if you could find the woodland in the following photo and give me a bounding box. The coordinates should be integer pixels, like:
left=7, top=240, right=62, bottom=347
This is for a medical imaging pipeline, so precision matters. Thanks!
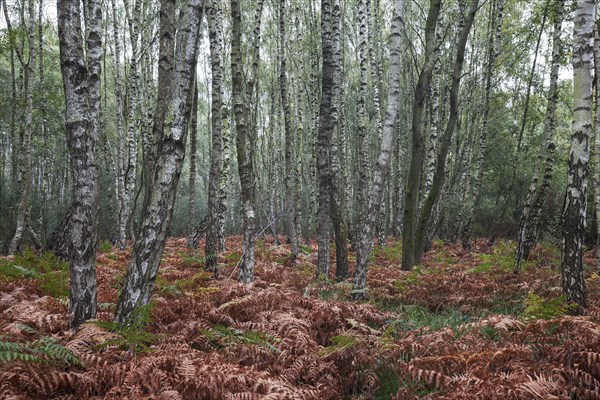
left=1, top=0, right=600, bottom=398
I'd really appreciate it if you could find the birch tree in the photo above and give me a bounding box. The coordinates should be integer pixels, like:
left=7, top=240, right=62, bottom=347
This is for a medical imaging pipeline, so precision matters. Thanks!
left=231, top=0, right=264, bottom=283
left=460, top=0, right=505, bottom=250
left=561, top=0, right=595, bottom=310
left=205, top=0, right=225, bottom=272
left=115, top=0, right=204, bottom=323
left=352, top=0, right=404, bottom=299
left=6, top=0, right=35, bottom=255
left=514, top=0, right=563, bottom=273
left=315, top=0, right=334, bottom=279
left=56, top=0, right=102, bottom=328
left=401, top=0, right=442, bottom=271
left=280, top=0, right=300, bottom=263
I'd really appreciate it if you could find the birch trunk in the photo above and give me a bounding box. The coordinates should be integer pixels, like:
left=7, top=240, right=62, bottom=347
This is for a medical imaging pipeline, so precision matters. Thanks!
left=57, top=0, right=102, bottom=328
left=401, top=0, right=441, bottom=271
left=460, top=0, right=505, bottom=250
left=315, top=0, right=334, bottom=279
left=114, top=0, right=203, bottom=323
left=187, top=78, right=199, bottom=247
left=561, top=0, right=595, bottom=310
left=329, top=0, right=348, bottom=281
left=231, top=0, right=264, bottom=283
left=8, top=0, right=35, bottom=255
left=595, top=18, right=600, bottom=273
left=352, top=0, right=404, bottom=299
left=205, top=0, right=225, bottom=271
left=354, top=0, right=370, bottom=244
left=280, top=0, right=299, bottom=262
left=414, top=0, right=479, bottom=264
left=514, top=0, right=563, bottom=272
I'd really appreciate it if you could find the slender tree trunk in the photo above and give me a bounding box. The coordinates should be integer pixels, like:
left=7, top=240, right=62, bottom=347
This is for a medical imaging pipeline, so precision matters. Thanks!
left=147, top=0, right=176, bottom=203
left=562, top=0, right=595, bottom=310
left=8, top=0, right=35, bottom=255
left=187, top=78, right=199, bottom=246
left=218, top=107, right=232, bottom=251
left=413, top=0, right=479, bottom=264
left=460, top=0, right=505, bottom=250
left=38, top=0, right=50, bottom=245
left=280, top=0, right=299, bottom=263
left=205, top=0, right=225, bottom=271
left=315, top=0, right=335, bottom=279
left=490, top=12, right=546, bottom=245
left=231, top=0, right=264, bottom=284
left=114, top=0, right=203, bottom=323
left=57, top=0, right=102, bottom=328
left=354, top=0, right=370, bottom=245
left=514, top=0, right=563, bottom=273
left=400, top=0, right=441, bottom=271
left=329, top=0, right=348, bottom=281
left=118, top=0, right=141, bottom=249
left=595, top=18, right=600, bottom=273
left=352, top=0, right=404, bottom=299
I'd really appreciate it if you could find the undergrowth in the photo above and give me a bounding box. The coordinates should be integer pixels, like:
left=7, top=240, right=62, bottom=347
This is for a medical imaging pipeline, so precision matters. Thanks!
left=91, top=303, right=159, bottom=353
left=0, top=324, right=82, bottom=367
left=0, top=249, right=68, bottom=297
left=1, top=237, right=599, bottom=400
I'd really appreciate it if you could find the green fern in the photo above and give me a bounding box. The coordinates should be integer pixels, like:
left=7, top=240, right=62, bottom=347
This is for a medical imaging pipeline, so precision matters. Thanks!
left=91, top=303, right=159, bottom=354
left=0, top=251, right=68, bottom=297
left=321, top=334, right=358, bottom=355
left=523, top=293, right=577, bottom=322
left=201, top=325, right=279, bottom=352
left=0, top=326, right=82, bottom=367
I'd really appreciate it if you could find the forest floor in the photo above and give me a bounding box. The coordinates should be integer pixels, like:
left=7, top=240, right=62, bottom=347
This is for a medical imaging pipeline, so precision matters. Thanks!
left=1, top=237, right=600, bottom=399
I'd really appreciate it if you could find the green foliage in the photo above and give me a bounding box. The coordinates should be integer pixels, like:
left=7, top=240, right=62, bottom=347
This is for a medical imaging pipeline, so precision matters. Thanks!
left=480, top=325, right=500, bottom=341
left=372, top=365, right=439, bottom=399
left=393, top=265, right=425, bottom=291
left=299, top=244, right=313, bottom=254
left=320, top=334, right=358, bottom=356
left=201, top=325, right=279, bottom=352
left=224, top=251, right=242, bottom=265
left=523, top=293, right=576, bottom=322
left=469, top=242, right=534, bottom=274
left=99, top=240, right=113, bottom=253
left=386, top=305, right=469, bottom=332
left=0, top=325, right=82, bottom=367
left=0, top=250, right=69, bottom=297
left=180, top=251, right=215, bottom=268
left=430, top=247, right=457, bottom=265
left=91, top=303, right=159, bottom=354
left=375, top=243, right=402, bottom=263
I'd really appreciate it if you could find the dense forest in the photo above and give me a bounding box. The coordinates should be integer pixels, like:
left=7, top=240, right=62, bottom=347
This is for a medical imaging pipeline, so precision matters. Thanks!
left=1, top=0, right=600, bottom=398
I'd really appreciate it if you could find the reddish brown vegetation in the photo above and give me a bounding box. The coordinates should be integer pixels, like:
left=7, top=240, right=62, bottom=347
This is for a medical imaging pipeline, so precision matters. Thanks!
left=1, top=237, right=600, bottom=399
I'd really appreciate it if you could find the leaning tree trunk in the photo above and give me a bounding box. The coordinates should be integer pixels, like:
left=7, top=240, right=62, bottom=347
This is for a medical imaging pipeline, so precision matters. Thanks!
left=413, top=0, right=479, bottom=265
left=352, top=0, right=404, bottom=300
left=205, top=0, right=225, bottom=272
left=114, top=0, right=203, bottom=324
left=401, top=0, right=442, bottom=271
left=280, top=0, right=299, bottom=263
left=8, top=0, right=35, bottom=256
left=231, top=0, right=264, bottom=284
left=514, top=0, right=563, bottom=273
left=562, top=0, right=595, bottom=310
left=57, top=0, right=102, bottom=328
